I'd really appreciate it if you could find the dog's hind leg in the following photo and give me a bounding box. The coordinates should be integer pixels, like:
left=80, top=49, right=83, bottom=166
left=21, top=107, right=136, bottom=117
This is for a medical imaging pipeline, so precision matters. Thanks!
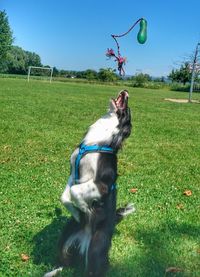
left=58, top=218, right=84, bottom=268
left=43, top=218, right=83, bottom=277
left=85, top=227, right=112, bottom=277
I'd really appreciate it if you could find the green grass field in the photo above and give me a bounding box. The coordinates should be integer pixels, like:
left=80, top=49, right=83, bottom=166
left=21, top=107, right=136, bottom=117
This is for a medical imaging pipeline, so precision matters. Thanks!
left=0, top=78, right=200, bottom=277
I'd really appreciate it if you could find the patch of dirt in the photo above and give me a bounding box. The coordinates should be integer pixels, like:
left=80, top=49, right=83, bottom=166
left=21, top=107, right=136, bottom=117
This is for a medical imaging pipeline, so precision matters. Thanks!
left=164, top=98, right=200, bottom=104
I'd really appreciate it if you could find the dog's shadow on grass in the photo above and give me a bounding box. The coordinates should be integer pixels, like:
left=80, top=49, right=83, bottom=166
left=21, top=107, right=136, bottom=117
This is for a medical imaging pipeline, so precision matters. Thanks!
left=32, top=207, right=68, bottom=267
left=32, top=208, right=82, bottom=276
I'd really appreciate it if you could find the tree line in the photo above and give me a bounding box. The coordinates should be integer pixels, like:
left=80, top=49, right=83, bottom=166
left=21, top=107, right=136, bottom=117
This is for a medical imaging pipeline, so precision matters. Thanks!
left=0, top=45, right=42, bottom=74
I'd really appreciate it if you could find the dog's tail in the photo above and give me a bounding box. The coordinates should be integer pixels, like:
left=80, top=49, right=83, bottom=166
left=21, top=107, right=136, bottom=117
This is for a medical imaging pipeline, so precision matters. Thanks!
left=116, top=203, right=136, bottom=224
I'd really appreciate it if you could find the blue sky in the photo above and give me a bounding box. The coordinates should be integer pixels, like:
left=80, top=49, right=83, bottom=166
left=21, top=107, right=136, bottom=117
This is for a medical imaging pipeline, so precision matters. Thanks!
left=1, top=0, right=200, bottom=76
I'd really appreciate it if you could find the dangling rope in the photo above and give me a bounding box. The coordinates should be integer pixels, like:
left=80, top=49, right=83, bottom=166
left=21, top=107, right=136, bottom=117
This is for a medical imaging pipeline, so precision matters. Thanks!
left=106, top=18, right=147, bottom=76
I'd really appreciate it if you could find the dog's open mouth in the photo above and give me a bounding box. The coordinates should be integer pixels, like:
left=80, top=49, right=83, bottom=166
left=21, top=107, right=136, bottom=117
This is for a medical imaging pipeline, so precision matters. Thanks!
left=112, top=90, right=129, bottom=111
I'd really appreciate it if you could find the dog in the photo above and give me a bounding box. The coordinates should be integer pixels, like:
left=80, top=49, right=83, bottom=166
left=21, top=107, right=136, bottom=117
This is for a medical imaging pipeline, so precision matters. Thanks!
left=44, top=90, right=134, bottom=277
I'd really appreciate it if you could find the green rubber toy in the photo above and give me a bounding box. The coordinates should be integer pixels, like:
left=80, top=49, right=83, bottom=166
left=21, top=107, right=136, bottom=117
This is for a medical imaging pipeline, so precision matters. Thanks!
left=137, top=18, right=147, bottom=44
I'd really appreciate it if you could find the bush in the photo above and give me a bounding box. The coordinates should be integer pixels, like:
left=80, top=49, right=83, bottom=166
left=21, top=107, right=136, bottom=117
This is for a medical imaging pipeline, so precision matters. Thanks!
left=170, top=83, right=190, bottom=92
left=131, top=81, right=167, bottom=89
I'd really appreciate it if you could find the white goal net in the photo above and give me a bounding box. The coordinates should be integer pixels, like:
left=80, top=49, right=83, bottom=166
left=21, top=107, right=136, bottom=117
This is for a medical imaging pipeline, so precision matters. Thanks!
left=27, top=66, right=53, bottom=83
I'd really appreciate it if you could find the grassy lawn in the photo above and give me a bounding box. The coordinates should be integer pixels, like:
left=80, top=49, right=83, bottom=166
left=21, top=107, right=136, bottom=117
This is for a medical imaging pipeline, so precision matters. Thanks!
left=0, top=78, right=200, bottom=277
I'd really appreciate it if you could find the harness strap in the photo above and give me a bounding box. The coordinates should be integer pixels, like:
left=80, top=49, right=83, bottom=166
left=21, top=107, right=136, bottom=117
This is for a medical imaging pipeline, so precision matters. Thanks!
left=110, top=183, right=117, bottom=191
left=74, top=143, right=116, bottom=191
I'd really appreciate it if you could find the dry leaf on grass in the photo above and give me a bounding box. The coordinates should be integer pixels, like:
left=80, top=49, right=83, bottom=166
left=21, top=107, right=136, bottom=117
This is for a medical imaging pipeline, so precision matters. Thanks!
left=165, top=267, right=183, bottom=273
left=21, top=253, right=29, bottom=262
left=183, top=190, right=192, bottom=196
left=129, top=188, right=138, bottom=193
left=176, top=203, right=184, bottom=210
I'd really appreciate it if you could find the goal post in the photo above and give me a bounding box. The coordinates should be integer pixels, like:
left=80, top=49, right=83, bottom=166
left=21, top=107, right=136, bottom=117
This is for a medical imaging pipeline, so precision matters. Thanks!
left=27, top=66, right=53, bottom=83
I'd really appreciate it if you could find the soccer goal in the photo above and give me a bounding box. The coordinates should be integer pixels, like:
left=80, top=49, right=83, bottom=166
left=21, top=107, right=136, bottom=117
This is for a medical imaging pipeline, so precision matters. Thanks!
left=27, top=66, right=53, bottom=83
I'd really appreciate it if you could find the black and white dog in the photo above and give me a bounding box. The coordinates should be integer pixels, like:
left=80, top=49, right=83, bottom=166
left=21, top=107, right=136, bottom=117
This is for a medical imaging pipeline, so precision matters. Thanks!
left=44, top=90, right=134, bottom=277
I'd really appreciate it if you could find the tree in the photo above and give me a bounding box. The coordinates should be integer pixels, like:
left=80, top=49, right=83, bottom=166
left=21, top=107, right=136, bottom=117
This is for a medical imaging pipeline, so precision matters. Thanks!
left=168, top=62, right=191, bottom=85
left=26, top=51, right=42, bottom=68
left=52, top=66, right=59, bottom=77
left=84, top=69, right=98, bottom=80
left=0, top=11, right=43, bottom=74
left=168, top=69, right=177, bottom=82
left=98, top=68, right=118, bottom=82
left=133, top=73, right=151, bottom=87
left=1, top=45, right=42, bottom=74
left=0, top=10, right=13, bottom=62
left=4, top=46, right=27, bottom=74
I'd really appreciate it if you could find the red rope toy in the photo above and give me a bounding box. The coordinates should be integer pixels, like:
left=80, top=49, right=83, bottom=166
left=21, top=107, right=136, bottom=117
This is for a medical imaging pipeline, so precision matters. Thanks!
left=106, top=18, right=147, bottom=76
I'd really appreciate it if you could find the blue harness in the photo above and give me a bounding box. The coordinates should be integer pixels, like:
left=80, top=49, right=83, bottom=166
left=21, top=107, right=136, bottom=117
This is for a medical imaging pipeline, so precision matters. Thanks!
left=74, top=143, right=117, bottom=191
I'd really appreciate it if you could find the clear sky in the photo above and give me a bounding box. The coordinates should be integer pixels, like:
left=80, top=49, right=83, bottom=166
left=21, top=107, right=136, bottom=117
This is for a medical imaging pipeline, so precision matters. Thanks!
left=1, top=0, right=200, bottom=76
